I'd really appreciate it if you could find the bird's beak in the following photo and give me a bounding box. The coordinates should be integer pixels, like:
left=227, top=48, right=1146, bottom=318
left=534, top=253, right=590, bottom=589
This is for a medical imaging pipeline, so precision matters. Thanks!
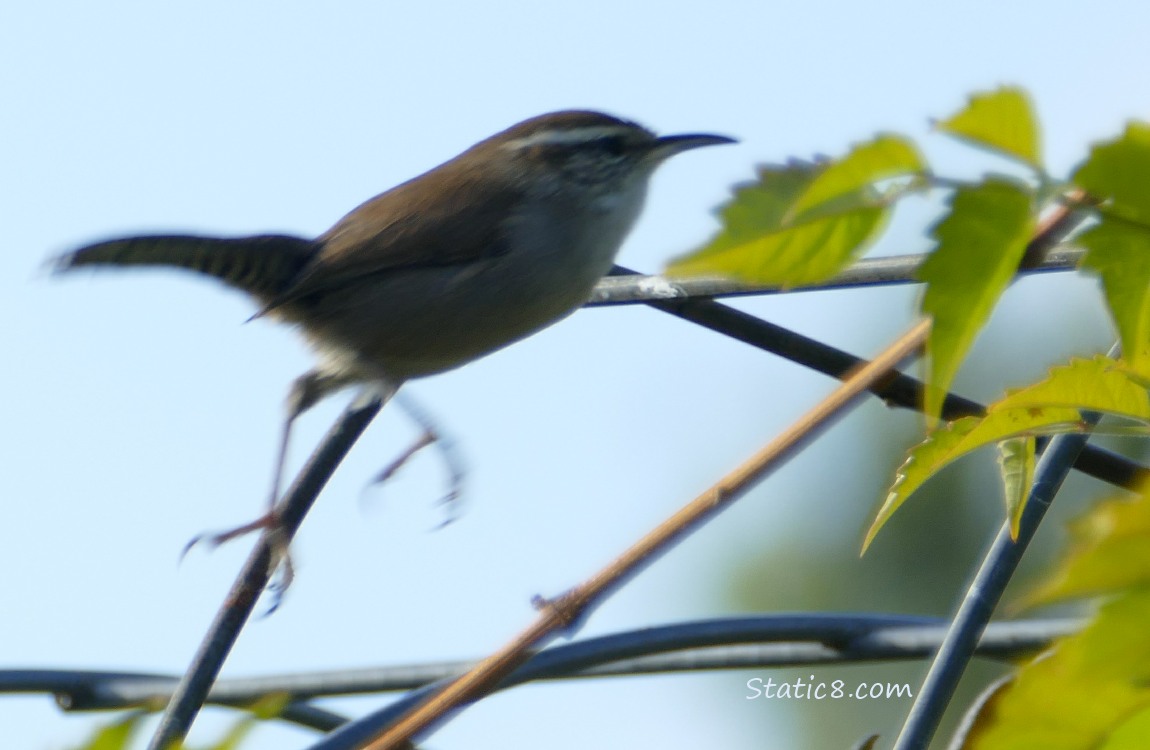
left=650, top=132, right=737, bottom=162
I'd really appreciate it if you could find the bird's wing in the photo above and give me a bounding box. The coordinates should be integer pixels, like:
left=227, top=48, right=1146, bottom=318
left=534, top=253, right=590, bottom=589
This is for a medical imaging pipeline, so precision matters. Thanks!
left=260, top=163, right=523, bottom=312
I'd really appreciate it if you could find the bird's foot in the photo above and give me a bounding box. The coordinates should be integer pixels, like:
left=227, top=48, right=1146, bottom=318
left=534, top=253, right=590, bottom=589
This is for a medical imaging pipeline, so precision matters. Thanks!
left=180, top=511, right=295, bottom=613
left=371, top=425, right=465, bottom=527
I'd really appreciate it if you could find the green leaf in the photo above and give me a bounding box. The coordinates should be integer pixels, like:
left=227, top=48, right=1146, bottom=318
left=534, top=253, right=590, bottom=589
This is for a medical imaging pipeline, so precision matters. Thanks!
left=1027, top=482, right=1150, bottom=606
left=1106, top=708, right=1150, bottom=750
left=864, top=408, right=1082, bottom=551
left=955, top=593, right=1150, bottom=749
left=866, top=356, right=1150, bottom=550
left=206, top=717, right=258, bottom=750
left=998, top=436, right=1035, bottom=538
left=1002, top=356, right=1150, bottom=419
left=73, top=712, right=148, bottom=750
left=1074, top=121, right=1150, bottom=224
left=667, top=161, right=888, bottom=286
left=937, top=86, right=1042, bottom=168
left=919, top=179, right=1035, bottom=422
left=789, top=133, right=925, bottom=219
left=204, top=694, right=290, bottom=750
left=1079, top=219, right=1150, bottom=376
left=949, top=677, right=1014, bottom=750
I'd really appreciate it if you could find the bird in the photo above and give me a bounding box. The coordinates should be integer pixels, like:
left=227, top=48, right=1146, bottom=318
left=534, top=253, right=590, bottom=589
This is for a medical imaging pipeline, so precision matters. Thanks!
left=54, top=109, right=734, bottom=550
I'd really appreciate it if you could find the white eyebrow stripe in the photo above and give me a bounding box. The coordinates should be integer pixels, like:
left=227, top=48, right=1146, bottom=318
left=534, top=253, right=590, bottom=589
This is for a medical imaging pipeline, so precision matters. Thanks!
left=502, top=126, right=632, bottom=150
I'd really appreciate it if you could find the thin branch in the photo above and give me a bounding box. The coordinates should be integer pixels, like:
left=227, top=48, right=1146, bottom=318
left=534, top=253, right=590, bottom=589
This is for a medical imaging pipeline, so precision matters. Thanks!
left=1018, top=190, right=1091, bottom=268
left=0, top=672, right=345, bottom=731
left=146, top=391, right=387, bottom=750
left=589, top=245, right=1084, bottom=306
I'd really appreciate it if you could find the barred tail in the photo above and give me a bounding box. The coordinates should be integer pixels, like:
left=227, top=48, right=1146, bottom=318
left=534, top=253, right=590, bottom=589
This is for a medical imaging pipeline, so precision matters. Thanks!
left=53, top=234, right=319, bottom=300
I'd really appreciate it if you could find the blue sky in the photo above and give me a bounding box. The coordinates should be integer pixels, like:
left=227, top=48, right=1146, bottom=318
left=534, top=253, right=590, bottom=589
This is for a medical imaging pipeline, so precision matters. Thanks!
left=2, top=2, right=1143, bottom=748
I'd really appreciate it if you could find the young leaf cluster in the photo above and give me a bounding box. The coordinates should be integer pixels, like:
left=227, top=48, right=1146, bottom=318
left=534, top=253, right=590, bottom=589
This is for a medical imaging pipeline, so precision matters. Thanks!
left=668, top=86, right=1150, bottom=549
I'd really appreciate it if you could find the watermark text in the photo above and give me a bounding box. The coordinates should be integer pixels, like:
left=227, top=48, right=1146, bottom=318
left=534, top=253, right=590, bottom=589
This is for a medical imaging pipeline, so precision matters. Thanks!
left=745, top=676, right=912, bottom=701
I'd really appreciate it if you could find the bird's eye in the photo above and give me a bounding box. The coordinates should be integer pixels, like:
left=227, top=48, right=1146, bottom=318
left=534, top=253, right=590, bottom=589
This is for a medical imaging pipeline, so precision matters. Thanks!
left=596, top=135, right=627, bottom=156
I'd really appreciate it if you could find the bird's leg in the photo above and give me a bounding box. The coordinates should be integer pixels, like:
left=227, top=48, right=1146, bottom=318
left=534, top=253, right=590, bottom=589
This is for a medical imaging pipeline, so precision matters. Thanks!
left=182, top=371, right=342, bottom=583
left=267, top=371, right=336, bottom=509
left=371, top=391, right=467, bottom=525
